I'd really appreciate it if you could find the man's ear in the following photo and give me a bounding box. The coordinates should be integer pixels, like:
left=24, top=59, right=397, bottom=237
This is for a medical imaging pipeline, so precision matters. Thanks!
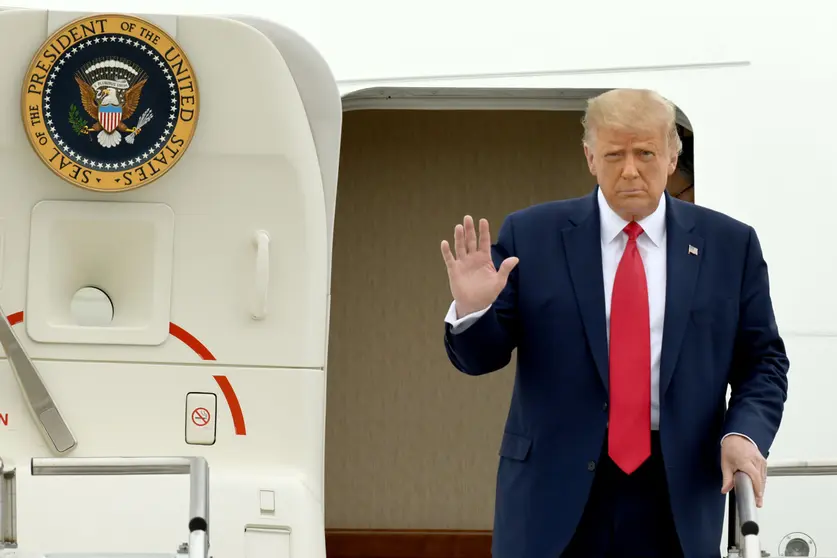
left=583, top=143, right=596, bottom=175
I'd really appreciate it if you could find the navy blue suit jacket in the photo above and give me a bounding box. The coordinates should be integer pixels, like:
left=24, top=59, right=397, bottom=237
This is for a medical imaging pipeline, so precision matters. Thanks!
left=444, top=189, right=789, bottom=558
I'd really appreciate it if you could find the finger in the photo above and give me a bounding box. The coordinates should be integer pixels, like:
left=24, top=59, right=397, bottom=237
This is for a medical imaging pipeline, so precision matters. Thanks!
left=441, top=240, right=456, bottom=268
left=464, top=215, right=477, bottom=253
left=720, top=463, right=734, bottom=494
left=478, top=218, right=492, bottom=253
left=745, top=463, right=764, bottom=503
left=755, top=464, right=765, bottom=508
left=760, top=460, right=767, bottom=494
left=497, top=257, right=519, bottom=280
left=454, top=224, right=466, bottom=259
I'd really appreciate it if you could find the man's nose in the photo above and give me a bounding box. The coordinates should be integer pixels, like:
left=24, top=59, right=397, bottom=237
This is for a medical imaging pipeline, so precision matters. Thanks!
left=621, top=156, right=639, bottom=178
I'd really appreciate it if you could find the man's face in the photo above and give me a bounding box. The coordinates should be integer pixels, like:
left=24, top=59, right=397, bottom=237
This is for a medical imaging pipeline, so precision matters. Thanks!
left=584, top=124, right=677, bottom=221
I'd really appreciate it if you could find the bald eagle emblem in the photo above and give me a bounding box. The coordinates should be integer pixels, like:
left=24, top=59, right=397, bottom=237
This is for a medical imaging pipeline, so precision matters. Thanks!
left=72, top=57, right=154, bottom=148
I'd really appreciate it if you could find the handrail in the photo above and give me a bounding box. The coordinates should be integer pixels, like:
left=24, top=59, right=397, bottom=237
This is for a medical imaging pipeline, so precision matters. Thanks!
left=767, top=459, right=837, bottom=476
left=30, top=456, right=209, bottom=558
left=0, top=458, right=16, bottom=549
left=733, top=472, right=760, bottom=558
left=728, top=458, right=837, bottom=558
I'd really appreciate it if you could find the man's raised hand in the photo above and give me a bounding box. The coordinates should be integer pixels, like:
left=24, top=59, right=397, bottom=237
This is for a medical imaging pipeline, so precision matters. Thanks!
left=441, top=215, right=519, bottom=318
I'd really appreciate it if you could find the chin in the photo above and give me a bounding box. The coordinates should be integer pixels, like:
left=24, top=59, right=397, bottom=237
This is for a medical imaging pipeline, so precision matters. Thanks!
left=620, top=193, right=655, bottom=208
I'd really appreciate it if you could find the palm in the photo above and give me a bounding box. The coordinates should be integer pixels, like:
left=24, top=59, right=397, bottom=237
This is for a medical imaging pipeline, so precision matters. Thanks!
left=450, top=251, right=497, bottom=300
left=441, top=216, right=518, bottom=317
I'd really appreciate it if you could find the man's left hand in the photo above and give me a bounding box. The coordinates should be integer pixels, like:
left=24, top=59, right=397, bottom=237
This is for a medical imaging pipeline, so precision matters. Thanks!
left=720, top=434, right=767, bottom=507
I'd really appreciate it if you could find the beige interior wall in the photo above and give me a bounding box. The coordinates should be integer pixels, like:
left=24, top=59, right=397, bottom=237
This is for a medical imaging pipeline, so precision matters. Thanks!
left=324, top=109, right=693, bottom=530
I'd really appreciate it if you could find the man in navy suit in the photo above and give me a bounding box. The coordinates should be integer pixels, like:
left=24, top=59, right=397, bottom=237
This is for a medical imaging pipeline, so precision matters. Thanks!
left=440, top=88, right=789, bottom=558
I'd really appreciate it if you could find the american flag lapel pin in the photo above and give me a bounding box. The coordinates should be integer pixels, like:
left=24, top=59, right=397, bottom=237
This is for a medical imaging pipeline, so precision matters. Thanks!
left=688, top=245, right=698, bottom=256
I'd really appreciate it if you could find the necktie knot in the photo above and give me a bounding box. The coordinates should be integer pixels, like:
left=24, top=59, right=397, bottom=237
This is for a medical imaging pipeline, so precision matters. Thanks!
left=624, top=221, right=643, bottom=241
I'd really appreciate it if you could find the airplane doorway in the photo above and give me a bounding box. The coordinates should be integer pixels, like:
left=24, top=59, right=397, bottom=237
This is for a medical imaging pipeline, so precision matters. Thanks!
left=324, top=89, right=695, bottom=547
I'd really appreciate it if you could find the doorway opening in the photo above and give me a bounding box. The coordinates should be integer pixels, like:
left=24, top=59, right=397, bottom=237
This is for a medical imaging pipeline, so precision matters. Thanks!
left=324, top=87, right=695, bottom=532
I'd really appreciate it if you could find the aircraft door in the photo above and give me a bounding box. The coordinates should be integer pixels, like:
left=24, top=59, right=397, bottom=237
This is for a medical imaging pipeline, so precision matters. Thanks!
left=0, top=7, right=340, bottom=558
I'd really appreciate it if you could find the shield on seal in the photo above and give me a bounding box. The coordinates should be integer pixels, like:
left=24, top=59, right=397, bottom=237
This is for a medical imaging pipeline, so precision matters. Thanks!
left=98, top=105, right=122, bottom=133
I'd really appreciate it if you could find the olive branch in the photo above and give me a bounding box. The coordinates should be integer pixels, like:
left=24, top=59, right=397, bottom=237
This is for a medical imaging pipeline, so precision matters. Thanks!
left=68, top=104, right=87, bottom=135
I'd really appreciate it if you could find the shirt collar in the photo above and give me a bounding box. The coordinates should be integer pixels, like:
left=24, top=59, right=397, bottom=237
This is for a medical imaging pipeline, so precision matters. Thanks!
left=597, top=186, right=666, bottom=247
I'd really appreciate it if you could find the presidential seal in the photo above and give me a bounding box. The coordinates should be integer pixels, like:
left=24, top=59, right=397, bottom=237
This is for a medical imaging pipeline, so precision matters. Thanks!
left=21, top=14, right=199, bottom=192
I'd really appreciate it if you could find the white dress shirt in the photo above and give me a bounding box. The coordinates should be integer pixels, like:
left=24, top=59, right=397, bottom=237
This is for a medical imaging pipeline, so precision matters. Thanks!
left=445, top=189, right=754, bottom=446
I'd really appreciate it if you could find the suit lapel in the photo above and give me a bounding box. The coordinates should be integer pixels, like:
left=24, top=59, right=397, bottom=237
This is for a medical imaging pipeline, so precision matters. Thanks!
left=562, top=191, right=609, bottom=391
left=659, top=194, right=703, bottom=398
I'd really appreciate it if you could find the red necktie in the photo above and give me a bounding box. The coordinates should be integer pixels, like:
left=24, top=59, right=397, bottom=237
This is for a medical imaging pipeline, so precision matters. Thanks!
left=608, top=221, right=651, bottom=474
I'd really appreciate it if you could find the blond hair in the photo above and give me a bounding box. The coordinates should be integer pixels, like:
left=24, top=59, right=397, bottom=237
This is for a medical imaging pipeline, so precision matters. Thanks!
left=582, top=88, right=682, bottom=154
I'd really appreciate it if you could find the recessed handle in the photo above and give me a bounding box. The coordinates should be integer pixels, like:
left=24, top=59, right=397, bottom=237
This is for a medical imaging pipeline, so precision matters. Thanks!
left=252, top=230, right=270, bottom=320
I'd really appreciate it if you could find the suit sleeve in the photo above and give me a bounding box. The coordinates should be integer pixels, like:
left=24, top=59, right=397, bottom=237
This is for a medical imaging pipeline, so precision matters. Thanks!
left=723, top=226, right=790, bottom=456
left=443, top=213, right=520, bottom=375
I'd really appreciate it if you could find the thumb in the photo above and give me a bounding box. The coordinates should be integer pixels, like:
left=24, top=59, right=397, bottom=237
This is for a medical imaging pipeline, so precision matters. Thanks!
left=721, top=462, right=734, bottom=495
left=496, top=257, right=519, bottom=279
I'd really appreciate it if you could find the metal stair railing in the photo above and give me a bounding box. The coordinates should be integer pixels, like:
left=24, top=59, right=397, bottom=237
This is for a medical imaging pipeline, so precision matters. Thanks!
left=0, top=455, right=209, bottom=558
left=728, top=459, right=837, bottom=558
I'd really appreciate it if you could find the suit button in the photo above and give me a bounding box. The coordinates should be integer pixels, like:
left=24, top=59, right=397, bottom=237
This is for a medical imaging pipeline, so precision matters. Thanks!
left=587, top=461, right=596, bottom=471
left=602, top=402, right=608, bottom=411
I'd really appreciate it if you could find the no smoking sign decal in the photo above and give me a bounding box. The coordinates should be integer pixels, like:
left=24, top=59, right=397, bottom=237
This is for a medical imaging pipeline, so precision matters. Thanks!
left=191, top=407, right=211, bottom=427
